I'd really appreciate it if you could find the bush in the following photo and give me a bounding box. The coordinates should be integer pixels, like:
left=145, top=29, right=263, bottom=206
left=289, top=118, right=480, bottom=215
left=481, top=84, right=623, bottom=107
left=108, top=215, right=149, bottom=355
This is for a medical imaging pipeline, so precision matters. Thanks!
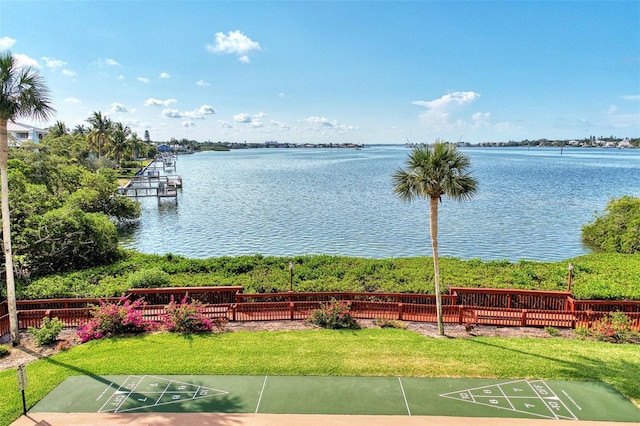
left=374, top=318, right=407, bottom=329
left=162, top=296, right=217, bottom=333
left=307, top=299, right=360, bottom=330
left=28, top=317, right=65, bottom=346
left=127, top=268, right=170, bottom=288
left=582, top=196, right=640, bottom=254
left=544, top=326, right=560, bottom=337
left=77, top=297, right=154, bottom=343
left=0, top=345, right=9, bottom=358
left=576, top=312, right=640, bottom=344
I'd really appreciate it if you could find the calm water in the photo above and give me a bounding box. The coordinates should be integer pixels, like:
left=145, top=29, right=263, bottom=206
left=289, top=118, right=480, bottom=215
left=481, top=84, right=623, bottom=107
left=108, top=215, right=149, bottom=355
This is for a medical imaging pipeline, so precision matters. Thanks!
left=119, top=146, right=640, bottom=261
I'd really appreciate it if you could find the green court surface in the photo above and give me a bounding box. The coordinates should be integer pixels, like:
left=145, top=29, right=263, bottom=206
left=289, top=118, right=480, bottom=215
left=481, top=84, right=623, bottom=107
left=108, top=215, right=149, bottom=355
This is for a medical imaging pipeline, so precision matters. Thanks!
left=31, top=375, right=640, bottom=422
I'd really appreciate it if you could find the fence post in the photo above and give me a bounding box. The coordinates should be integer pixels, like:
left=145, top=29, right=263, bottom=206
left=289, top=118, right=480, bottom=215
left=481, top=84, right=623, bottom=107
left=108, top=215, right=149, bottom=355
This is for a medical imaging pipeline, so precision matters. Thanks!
left=398, top=302, right=403, bottom=321
left=290, top=302, right=294, bottom=320
left=458, top=305, right=464, bottom=324
left=521, top=310, right=527, bottom=327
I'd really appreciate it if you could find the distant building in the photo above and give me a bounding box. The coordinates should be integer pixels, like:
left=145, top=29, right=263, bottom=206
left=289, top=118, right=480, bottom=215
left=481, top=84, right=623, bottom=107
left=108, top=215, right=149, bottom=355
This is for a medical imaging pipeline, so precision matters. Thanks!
left=7, top=121, right=48, bottom=145
left=157, top=143, right=171, bottom=153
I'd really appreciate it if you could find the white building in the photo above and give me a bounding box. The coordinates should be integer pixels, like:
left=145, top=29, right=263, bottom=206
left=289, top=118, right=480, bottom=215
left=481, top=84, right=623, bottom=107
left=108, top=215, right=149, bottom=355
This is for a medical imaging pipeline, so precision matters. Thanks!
left=7, top=121, right=49, bottom=145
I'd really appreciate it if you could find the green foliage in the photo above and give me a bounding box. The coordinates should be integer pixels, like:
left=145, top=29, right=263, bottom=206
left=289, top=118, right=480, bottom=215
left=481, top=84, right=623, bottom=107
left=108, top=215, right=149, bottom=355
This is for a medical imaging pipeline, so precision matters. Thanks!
left=0, top=345, right=9, bottom=358
left=581, top=312, right=640, bottom=344
left=127, top=268, right=170, bottom=288
left=28, top=317, right=65, bottom=346
left=307, top=299, right=360, bottom=329
left=14, top=251, right=640, bottom=301
left=582, top=196, right=640, bottom=254
left=25, top=207, right=121, bottom=276
left=374, top=318, right=408, bottom=329
left=544, top=326, right=560, bottom=337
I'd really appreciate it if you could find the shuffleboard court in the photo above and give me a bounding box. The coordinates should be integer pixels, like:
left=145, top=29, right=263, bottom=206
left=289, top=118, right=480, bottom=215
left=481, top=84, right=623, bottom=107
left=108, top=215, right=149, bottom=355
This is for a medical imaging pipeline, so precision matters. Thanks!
left=29, top=375, right=640, bottom=423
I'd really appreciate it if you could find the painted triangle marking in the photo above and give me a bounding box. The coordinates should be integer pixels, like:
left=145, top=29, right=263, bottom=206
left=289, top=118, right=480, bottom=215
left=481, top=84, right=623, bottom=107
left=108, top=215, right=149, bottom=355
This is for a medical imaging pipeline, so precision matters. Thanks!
left=439, top=379, right=578, bottom=420
left=98, top=375, right=229, bottom=413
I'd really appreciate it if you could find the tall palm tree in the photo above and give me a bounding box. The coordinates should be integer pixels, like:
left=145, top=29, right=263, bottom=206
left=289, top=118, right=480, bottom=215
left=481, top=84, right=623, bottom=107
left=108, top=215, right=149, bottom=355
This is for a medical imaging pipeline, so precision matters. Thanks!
left=86, top=111, right=112, bottom=159
left=392, top=142, right=477, bottom=336
left=0, top=52, right=54, bottom=346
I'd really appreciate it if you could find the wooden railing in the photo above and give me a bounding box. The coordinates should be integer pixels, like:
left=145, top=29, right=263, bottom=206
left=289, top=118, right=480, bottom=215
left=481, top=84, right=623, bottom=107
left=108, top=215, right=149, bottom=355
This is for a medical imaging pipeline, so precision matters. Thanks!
left=2, top=286, right=640, bottom=336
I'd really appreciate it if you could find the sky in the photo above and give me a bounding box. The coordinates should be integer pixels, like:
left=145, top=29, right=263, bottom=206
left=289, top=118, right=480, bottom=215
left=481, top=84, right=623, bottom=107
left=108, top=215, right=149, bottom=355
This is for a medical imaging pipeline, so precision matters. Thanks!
left=1, top=1, right=638, bottom=145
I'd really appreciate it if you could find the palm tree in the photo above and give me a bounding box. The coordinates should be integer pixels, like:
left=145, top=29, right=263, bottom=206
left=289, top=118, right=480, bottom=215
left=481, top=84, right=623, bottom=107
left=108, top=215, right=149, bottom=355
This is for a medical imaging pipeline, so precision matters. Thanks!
left=72, top=124, right=88, bottom=136
left=48, top=120, right=68, bottom=137
left=392, top=142, right=477, bottom=336
left=86, top=111, right=112, bottom=159
left=108, top=122, right=131, bottom=166
left=0, top=52, right=54, bottom=346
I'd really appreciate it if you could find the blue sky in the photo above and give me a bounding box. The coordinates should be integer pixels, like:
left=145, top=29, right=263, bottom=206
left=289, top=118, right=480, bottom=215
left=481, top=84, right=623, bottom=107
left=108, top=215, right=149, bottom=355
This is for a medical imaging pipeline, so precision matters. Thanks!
left=1, top=1, right=638, bottom=144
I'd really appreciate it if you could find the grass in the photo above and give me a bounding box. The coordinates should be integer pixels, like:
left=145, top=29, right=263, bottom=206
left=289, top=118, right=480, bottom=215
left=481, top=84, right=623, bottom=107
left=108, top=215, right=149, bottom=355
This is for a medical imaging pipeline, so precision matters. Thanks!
left=1, top=328, right=639, bottom=425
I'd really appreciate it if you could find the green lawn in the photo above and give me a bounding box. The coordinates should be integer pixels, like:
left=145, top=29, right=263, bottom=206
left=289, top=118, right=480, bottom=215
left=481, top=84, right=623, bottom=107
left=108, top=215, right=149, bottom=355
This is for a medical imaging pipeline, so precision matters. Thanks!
left=1, top=328, right=639, bottom=425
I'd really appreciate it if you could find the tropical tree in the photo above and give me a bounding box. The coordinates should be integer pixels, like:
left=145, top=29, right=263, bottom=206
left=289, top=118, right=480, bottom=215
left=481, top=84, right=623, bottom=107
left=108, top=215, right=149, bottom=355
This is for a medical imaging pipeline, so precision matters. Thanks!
left=86, top=111, right=112, bottom=159
left=48, top=120, right=68, bottom=137
left=72, top=124, right=88, bottom=136
left=108, top=121, right=131, bottom=166
left=0, top=52, right=54, bottom=345
left=392, top=142, right=477, bottom=336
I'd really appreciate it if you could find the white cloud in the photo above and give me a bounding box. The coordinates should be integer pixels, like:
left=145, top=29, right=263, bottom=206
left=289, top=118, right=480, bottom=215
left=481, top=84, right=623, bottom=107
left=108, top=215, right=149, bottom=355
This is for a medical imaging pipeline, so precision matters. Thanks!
left=41, top=57, right=66, bottom=70
left=620, top=95, right=640, bottom=101
left=303, top=116, right=359, bottom=132
left=64, top=97, right=81, bottom=104
left=162, top=108, right=184, bottom=118
left=234, top=113, right=252, bottom=123
left=137, top=77, right=150, bottom=84
left=198, top=105, right=216, bottom=115
left=145, top=98, right=177, bottom=107
left=250, top=120, right=264, bottom=128
left=162, top=105, right=216, bottom=119
left=412, top=91, right=481, bottom=131
left=61, top=69, right=77, bottom=77
left=206, top=30, right=260, bottom=63
left=96, top=57, right=121, bottom=67
left=196, top=80, right=210, bottom=87
left=183, top=121, right=196, bottom=128
left=159, top=72, right=170, bottom=79
left=0, top=36, right=16, bottom=50
left=271, top=120, right=290, bottom=130
left=219, top=120, right=233, bottom=128
left=111, top=103, right=129, bottom=113
left=14, top=53, right=39, bottom=68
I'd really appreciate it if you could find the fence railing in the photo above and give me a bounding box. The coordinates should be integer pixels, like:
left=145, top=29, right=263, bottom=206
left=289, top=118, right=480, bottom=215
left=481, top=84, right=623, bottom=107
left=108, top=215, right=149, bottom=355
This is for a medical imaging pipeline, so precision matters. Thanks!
left=2, top=286, right=640, bottom=336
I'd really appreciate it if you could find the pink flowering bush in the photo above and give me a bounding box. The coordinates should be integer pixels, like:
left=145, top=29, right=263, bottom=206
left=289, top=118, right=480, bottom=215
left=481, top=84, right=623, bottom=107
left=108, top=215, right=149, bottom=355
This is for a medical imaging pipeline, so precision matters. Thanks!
left=77, top=297, right=154, bottom=343
left=162, top=296, right=218, bottom=333
left=307, top=298, right=360, bottom=330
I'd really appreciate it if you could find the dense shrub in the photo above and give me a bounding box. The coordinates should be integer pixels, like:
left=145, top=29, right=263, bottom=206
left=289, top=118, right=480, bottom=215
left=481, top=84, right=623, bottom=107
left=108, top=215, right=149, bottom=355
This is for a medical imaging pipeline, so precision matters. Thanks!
left=77, top=297, right=154, bottom=342
left=582, top=196, right=640, bottom=254
left=575, top=312, right=640, bottom=344
left=127, top=268, right=170, bottom=288
left=0, top=345, right=9, bottom=358
left=307, top=299, right=360, bottom=330
left=28, top=317, right=65, bottom=346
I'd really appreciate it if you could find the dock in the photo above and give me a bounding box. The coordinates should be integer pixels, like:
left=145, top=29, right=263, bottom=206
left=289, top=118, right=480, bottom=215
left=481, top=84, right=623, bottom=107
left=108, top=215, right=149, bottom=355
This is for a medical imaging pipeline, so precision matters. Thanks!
left=119, top=155, right=182, bottom=204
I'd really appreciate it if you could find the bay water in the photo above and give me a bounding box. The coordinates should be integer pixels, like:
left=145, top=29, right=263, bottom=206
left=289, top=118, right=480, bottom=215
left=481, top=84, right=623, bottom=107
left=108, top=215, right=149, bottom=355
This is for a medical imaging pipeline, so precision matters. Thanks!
left=119, top=146, right=640, bottom=262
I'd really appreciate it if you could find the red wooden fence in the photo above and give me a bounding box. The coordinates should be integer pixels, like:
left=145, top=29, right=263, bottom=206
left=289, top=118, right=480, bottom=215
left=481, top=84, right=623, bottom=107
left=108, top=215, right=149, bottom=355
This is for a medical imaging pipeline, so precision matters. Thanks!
left=2, top=286, right=640, bottom=336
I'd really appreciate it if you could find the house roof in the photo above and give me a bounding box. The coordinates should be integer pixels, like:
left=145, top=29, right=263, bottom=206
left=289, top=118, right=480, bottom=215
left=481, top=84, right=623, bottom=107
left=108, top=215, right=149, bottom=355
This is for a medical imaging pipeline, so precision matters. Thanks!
left=7, top=121, right=49, bottom=133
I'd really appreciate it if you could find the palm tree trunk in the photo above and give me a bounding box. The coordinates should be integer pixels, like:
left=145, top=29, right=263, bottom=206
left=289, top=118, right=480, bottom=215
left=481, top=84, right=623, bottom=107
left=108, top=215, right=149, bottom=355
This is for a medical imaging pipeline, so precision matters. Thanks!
left=430, top=196, right=444, bottom=336
left=0, top=119, right=19, bottom=346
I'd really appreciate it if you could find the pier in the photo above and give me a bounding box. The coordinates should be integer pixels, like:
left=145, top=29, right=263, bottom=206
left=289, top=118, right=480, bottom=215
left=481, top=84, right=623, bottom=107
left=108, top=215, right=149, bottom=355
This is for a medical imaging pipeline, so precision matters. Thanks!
left=119, top=155, right=182, bottom=204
